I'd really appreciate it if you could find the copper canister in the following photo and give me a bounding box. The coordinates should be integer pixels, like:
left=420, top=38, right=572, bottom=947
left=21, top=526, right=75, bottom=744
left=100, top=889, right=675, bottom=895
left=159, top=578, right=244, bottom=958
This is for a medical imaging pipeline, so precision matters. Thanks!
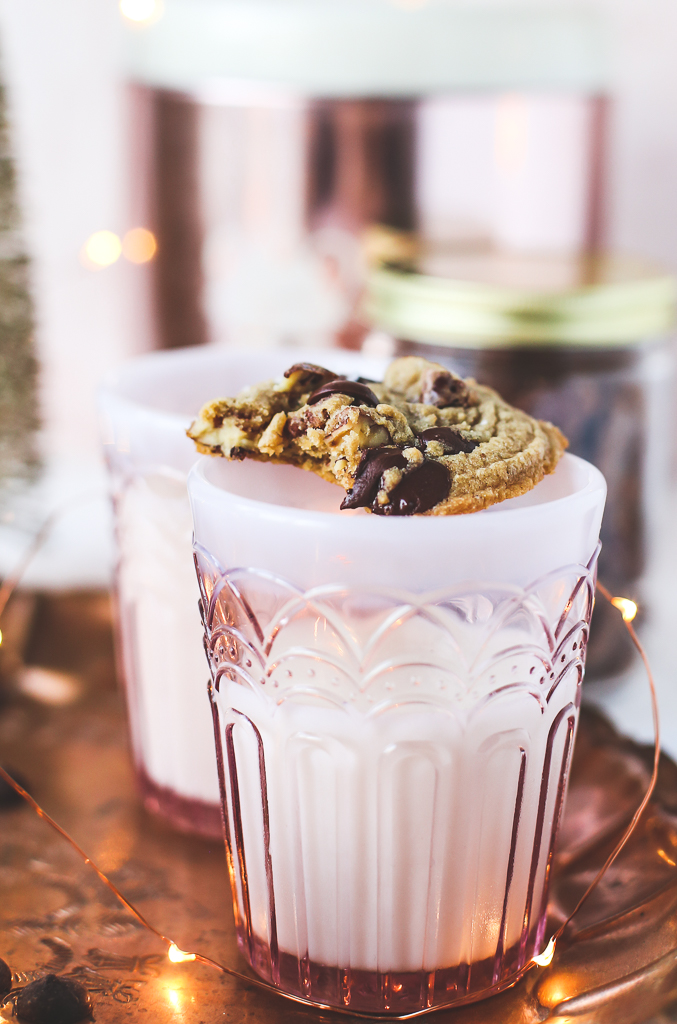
left=126, top=0, right=609, bottom=350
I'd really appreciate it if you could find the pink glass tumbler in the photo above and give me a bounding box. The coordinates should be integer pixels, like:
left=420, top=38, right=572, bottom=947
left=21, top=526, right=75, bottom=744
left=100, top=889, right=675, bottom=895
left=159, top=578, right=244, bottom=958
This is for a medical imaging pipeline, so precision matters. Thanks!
left=188, top=451, right=606, bottom=1014
left=99, top=347, right=382, bottom=837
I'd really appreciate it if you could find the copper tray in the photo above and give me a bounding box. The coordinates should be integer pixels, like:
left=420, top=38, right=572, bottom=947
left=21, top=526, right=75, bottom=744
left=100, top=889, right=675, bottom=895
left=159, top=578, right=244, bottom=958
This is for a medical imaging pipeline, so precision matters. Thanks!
left=1, top=593, right=677, bottom=1024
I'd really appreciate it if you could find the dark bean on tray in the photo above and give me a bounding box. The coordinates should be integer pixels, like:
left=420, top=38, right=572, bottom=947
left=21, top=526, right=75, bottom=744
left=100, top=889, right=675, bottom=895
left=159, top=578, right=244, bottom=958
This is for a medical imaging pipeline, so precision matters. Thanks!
left=0, top=957, right=11, bottom=998
left=15, top=975, right=92, bottom=1024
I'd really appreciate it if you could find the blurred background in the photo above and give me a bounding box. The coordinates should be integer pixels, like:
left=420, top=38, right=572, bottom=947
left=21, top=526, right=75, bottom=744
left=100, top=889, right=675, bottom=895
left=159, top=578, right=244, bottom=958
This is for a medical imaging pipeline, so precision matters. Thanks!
left=0, top=0, right=675, bottom=746
left=1, top=0, right=677, bottom=567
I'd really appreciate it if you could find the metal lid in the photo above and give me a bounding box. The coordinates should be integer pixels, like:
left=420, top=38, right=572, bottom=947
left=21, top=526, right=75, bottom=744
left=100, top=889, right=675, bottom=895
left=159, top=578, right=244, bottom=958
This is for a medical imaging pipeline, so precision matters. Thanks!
left=126, top=0, right=607, bottom=97
left=366, top=251, right=677, bottom=347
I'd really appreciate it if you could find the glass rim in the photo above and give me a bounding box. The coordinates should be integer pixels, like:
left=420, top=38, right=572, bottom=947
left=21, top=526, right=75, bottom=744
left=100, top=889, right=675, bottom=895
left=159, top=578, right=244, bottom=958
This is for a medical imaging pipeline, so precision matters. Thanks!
left=99, top=345, right=233, bottom=427
left=189, top=451, right=606, bottom=533
left=98, top=345, right=389, bottom=426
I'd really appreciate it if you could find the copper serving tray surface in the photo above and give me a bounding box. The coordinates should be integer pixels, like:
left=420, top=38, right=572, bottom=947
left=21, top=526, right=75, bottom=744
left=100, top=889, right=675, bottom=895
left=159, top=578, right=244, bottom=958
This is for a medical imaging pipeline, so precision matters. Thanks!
left=1, top=593, right=676, bottom=1024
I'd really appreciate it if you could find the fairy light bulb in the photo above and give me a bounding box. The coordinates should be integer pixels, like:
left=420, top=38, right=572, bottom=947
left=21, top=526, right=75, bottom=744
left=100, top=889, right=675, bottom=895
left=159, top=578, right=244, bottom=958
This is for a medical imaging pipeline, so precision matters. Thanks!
left=531, top=935, right=556, bottom=967
left=611, top=596, right=638, bottom=622
left=123, top=227, right=157, bottom=264
left=82, top=231, right=122, bottom=269
left=167, top=943, right=196, bottom=964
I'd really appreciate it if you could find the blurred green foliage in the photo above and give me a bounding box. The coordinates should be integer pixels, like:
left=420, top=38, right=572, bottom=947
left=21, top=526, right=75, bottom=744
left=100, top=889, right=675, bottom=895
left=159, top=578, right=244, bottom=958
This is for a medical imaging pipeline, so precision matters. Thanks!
left=0, top=80, right=38, bottom=481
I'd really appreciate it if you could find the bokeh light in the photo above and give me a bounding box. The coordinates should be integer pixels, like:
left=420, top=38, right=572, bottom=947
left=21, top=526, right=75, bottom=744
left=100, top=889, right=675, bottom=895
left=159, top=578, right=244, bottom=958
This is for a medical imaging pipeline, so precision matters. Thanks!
left=82, top=230, right=122, bottom=269
left=119, top=0, right=162, bottom=24
left=611, top=596, right=638, bottom=623
left=531, top=935, right=556, bottom=967
left=123, top=227, right=158, bottom=264
left=167, top=943, right=196, bottom=963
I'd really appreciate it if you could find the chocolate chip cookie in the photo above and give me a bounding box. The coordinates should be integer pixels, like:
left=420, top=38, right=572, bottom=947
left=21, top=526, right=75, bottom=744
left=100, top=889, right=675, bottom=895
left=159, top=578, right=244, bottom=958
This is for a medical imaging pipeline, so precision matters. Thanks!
left=188, top=357, right=567, bottom=516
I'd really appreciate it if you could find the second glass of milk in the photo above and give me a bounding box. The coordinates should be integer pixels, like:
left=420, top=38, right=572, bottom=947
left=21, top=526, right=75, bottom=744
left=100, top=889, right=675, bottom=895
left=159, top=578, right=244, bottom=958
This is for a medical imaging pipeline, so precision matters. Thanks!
left=99, top=346, right=385, bottom=838
left=188, top=448, right=606, bottom=1013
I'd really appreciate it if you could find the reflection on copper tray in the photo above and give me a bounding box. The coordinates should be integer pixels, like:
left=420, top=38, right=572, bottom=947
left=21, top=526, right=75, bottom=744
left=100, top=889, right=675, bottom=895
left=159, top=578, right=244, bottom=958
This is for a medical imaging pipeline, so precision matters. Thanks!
left=0, top=593, right=676, bottom=1023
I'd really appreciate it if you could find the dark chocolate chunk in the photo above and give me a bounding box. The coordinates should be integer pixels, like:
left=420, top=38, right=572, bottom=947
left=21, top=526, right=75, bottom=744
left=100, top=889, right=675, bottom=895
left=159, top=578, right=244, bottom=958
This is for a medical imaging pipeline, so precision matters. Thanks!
left=0, top=766, right=28, bottom=808
left=415, top=427, right=479, bottom=455
left=15, top=975, right=92, bottom=1024
left=308, top=380, right=379, bottom=408
left=374, top=459, right=451, bottom=516
left=340, top=447, right=408, bottom=510
left=0, top=958, right=11, bottom=998
left=283, top=363, right=339, bottom=387
left=229, top=446, right=251, bottom=460
left=421, top=369, right=469, bottom=408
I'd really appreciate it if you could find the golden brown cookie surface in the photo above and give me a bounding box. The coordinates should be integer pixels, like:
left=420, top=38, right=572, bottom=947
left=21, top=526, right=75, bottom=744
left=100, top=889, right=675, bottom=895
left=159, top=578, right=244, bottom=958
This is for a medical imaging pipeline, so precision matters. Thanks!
left=187, top=357, right=567, bottom=516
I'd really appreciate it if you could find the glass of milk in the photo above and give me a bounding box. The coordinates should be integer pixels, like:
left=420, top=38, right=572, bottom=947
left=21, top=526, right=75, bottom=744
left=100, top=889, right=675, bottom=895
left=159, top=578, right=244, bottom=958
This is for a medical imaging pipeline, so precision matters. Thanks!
left=99, top=346, right=384, bottom=837
left=188, top=450, right=606, bottom=1013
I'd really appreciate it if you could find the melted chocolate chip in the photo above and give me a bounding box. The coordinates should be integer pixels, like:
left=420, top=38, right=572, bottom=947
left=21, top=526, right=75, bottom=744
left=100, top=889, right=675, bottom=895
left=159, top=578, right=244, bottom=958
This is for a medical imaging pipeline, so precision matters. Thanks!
left=0, top=958, right=11, bottom=998
left=340, top=447, right=407, bottom=510
left=308, top=379, right=379, bottom=408
left=415, top=427, right=479, bottom=455
left=283, top=363, right=339, bottom=387
left=421, top=370, right=470, bottom=408
left=15, top=975, right=92, bottom=1024
left=341, top=446, right=451, bottom=515
left=374, top=459, right=451, bottom=516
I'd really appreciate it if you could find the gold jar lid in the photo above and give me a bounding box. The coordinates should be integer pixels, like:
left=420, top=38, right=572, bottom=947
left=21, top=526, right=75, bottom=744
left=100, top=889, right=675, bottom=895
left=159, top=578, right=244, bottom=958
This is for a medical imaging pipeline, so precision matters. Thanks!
left=365, top=249, right=677, bottom=348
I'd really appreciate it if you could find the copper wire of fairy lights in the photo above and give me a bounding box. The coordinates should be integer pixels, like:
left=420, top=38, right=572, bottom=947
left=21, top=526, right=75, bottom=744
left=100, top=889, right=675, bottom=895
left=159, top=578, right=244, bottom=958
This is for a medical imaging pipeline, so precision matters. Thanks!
left=549, top=582, right=660, bottom=946
left=0, top=513, right=663, bottom=1019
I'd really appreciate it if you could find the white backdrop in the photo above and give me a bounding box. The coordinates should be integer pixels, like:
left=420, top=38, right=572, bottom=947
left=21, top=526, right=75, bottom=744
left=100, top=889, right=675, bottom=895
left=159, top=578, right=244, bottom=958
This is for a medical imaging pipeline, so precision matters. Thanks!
left=1, top=0, right=676, bottom=465
left=0, top=0, right=675, bottom=755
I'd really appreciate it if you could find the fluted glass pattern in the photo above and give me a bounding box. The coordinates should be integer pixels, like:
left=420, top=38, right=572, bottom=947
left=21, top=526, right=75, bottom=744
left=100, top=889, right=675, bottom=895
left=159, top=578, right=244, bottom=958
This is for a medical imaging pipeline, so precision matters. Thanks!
left=196, top=543, right=597, bottom=1014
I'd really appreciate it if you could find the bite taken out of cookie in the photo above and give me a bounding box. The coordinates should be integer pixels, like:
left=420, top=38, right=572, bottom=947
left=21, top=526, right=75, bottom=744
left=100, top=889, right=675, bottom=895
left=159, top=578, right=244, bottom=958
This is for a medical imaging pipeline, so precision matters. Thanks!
left=187, top=356, right=568, bottom=516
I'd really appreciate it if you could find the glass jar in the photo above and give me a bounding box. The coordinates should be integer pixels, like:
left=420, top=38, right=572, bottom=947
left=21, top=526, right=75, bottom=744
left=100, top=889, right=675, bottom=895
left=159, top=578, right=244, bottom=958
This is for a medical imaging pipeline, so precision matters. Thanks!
left=365, top=252, right=676, bottom=678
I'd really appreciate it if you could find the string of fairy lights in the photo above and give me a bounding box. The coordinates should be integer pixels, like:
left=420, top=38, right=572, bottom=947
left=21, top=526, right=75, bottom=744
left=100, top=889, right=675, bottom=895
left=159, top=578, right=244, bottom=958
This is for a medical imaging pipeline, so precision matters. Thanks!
left=4, top=0, right=659, bottom=1013
left=0, top=498, right=660, bottom=1018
